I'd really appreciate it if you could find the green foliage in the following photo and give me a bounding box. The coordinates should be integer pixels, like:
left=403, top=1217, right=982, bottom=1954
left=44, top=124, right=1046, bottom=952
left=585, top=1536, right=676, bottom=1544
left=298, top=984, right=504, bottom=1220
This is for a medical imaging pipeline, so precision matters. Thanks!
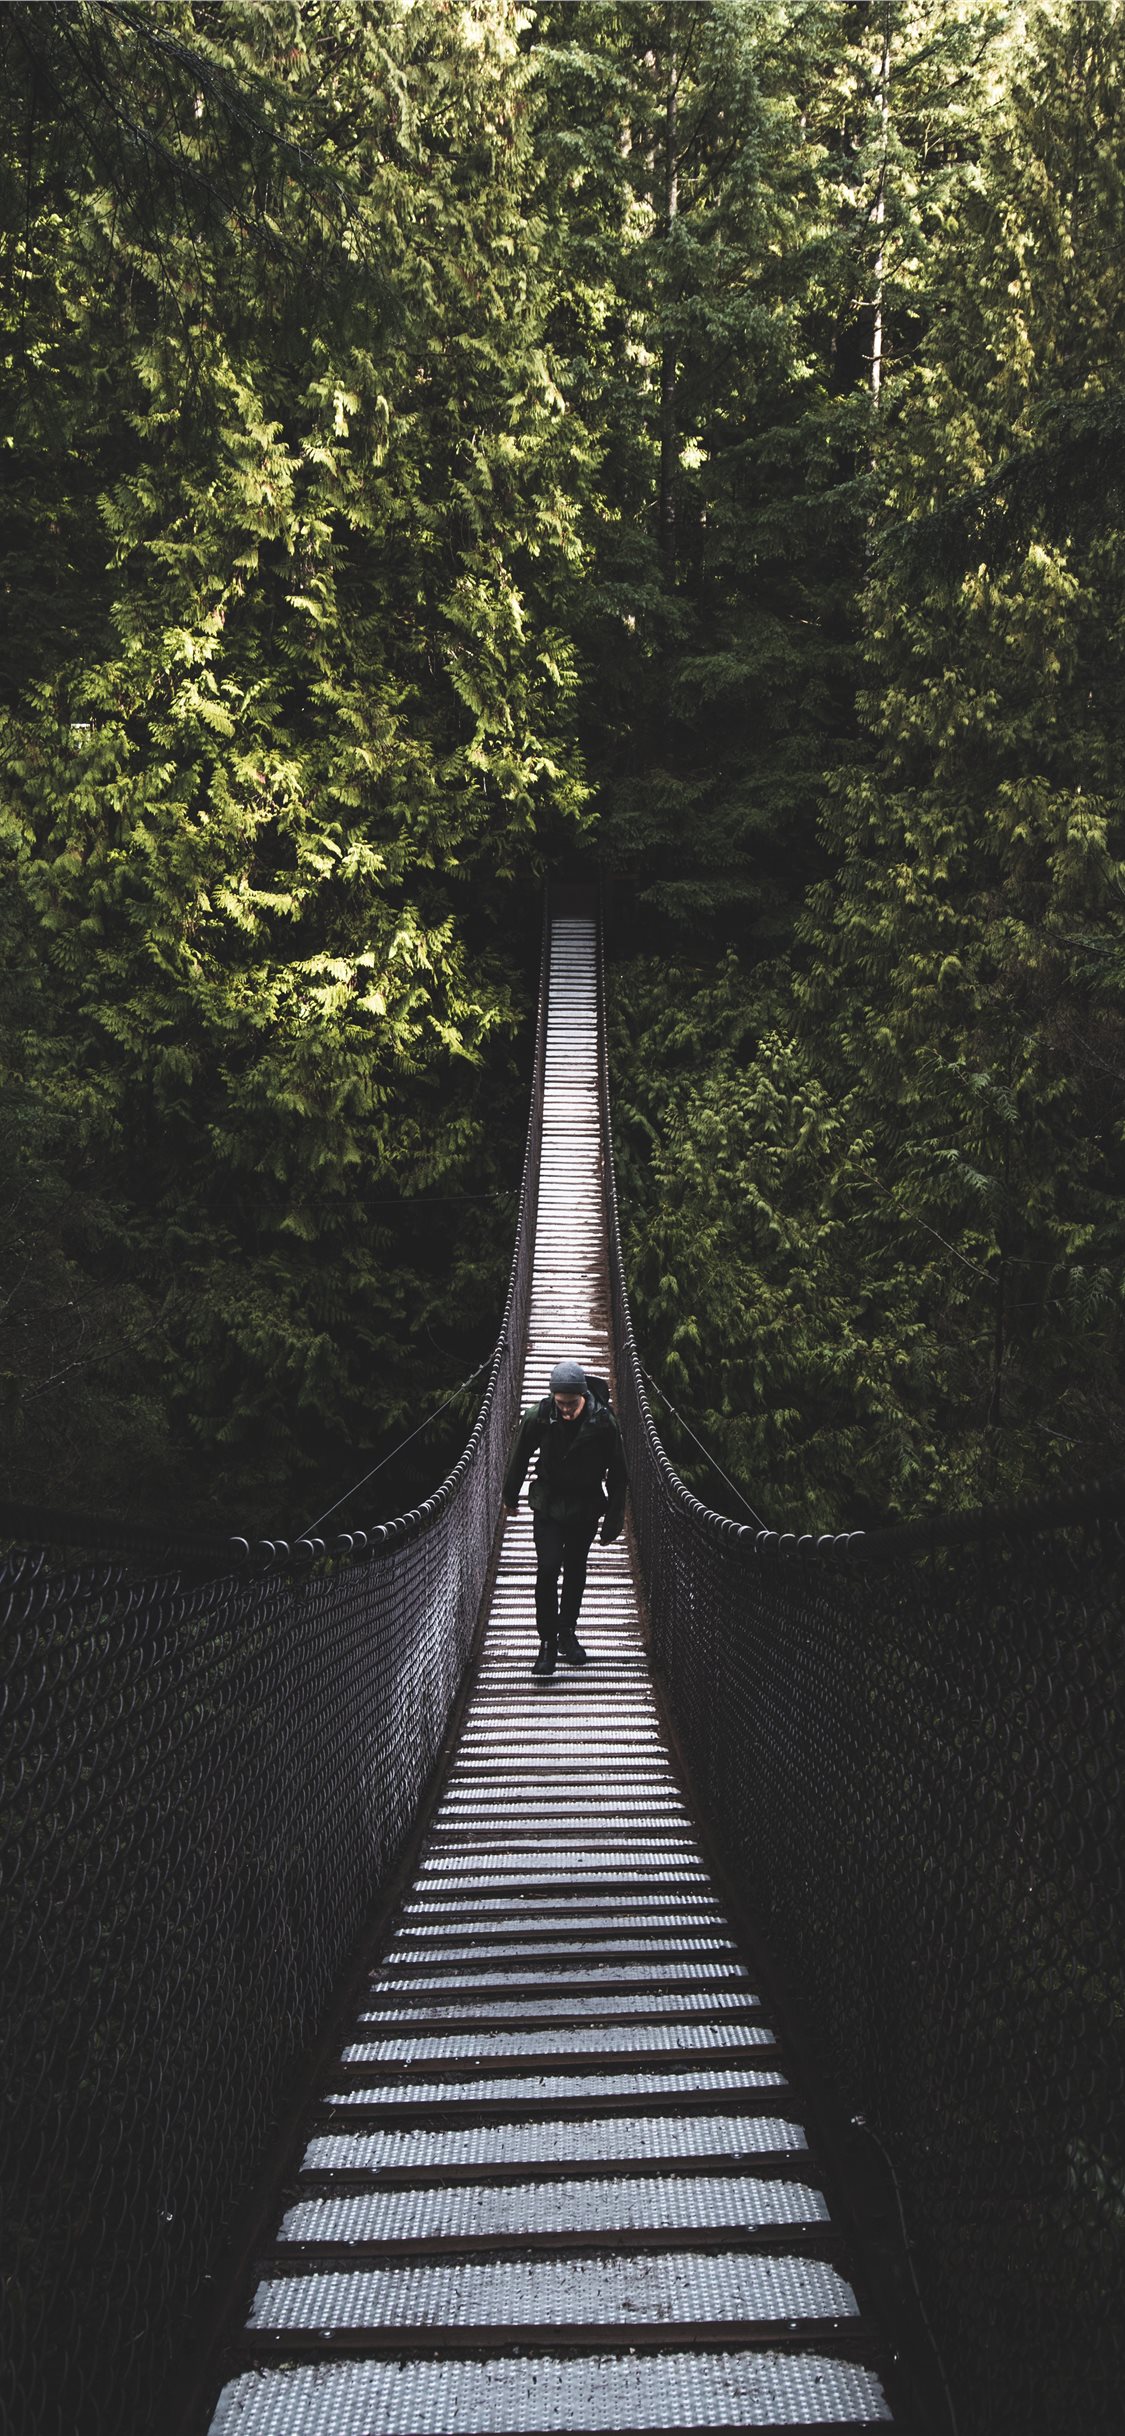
left=610, top=955, right=960, bottom=1529
left=802, top=0, right=1125, bottom=1495
left=531, top=0, right=1009, bottom=946
left=531, top=0, right=865, bottom=941
left=0, top=0, right=587, bottom=1523
left=3, top=0, right=1122, bottom=1534
left=609, top=1, right=1125, bottom=1525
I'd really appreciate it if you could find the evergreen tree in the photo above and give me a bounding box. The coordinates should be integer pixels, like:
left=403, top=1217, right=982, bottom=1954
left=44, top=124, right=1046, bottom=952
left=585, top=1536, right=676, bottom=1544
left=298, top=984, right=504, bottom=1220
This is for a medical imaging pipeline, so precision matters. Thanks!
left=803, top=0, right=1125, bottom=1501
left=4, top=0, right=1121, bottom=1535
left=535, top=0, right=868, bottom=943
left=534, top=0, right=1004, bottom=946
left=609, top=0, right=1125, bottom=1524
left=0, top=0, right=587, bottom=1522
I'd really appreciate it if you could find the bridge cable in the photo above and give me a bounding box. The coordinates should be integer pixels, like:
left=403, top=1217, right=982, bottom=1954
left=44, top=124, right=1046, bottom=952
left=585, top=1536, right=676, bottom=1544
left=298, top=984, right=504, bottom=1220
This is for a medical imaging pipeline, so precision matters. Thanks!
left=851, top=2116, right=961, bottom=2436
left=638, top=1360, right=770, bottom=1531
left=297, top=1353, right=493, bottom=1541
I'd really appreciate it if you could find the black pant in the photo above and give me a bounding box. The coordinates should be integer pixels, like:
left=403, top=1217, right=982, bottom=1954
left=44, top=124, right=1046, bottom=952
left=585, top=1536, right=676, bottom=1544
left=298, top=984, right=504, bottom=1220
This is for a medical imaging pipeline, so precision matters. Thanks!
left=533, top=1513, right=597, bottom=1645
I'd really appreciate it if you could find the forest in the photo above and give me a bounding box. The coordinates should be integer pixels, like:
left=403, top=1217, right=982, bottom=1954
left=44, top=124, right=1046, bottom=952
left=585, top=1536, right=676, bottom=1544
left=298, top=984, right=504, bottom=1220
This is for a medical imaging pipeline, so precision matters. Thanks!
left=1, top=0, right=1122, bottom=1535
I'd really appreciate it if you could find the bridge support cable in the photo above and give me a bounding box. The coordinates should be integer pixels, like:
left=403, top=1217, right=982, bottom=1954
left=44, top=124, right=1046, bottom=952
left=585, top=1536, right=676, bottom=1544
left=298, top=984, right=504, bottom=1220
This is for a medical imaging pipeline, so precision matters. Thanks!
left=598, top=935, right=1125, bottom=2436
left=203, top=914, right=902, bottom=2436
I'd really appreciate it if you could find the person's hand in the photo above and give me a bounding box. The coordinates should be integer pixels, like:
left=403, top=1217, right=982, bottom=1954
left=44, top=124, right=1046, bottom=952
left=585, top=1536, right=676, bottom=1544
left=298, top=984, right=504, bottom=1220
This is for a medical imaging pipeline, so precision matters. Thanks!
left=504, top=1501, right=519, bottom=1515
left=599, top=1522, right=622, bottom=1544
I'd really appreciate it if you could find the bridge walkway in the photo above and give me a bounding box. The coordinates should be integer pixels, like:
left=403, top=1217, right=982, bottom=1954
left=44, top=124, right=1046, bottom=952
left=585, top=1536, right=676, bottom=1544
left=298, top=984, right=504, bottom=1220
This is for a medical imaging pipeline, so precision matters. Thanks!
left=205, top=917, right=902, bottom=2434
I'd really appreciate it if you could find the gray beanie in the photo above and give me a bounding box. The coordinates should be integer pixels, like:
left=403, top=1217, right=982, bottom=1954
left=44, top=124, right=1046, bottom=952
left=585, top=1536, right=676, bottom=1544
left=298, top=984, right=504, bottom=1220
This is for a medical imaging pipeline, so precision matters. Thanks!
left=548, top=1360, right=587, bottom=1397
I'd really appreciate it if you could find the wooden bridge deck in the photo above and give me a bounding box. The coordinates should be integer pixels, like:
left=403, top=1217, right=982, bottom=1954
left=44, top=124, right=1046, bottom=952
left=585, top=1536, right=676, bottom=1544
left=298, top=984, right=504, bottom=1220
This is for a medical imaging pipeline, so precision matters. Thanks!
left=205, top=918, right=901, bottom=2433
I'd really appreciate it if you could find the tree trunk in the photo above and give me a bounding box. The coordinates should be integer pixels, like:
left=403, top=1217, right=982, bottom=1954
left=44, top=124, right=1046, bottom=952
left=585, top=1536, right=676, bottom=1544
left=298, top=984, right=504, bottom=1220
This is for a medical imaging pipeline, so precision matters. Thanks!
left=988, top=1143, right=1012, bottom=1429
left=870, top=10, right=890, bottom=402
left=658, top=56, right=679, bottom=579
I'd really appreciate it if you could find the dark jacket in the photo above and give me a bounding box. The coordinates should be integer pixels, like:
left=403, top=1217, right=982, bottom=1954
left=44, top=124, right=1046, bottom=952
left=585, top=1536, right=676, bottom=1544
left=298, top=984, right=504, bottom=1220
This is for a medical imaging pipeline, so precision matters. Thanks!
left=503, top=1392, right=627, bottom=1536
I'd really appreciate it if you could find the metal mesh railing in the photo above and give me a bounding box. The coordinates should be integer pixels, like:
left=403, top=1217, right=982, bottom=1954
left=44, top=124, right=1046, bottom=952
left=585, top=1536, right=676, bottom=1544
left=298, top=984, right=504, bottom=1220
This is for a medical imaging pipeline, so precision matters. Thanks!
left=600, top=944, right=1125, bottom=2436
left=0, top=923, right=547, bottom=2436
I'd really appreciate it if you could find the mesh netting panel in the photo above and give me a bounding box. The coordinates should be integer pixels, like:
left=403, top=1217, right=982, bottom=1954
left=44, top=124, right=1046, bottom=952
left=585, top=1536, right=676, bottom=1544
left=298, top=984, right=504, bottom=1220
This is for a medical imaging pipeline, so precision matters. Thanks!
left=0, top=946, right=545, bottom=2436
left=602, top=951, right=1124, bottom=2436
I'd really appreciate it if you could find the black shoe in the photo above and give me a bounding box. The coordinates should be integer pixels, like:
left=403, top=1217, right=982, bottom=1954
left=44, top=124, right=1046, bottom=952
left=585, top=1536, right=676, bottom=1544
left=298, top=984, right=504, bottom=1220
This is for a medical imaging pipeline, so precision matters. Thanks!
left=531, top=1644, right=556, bottom=1677
left=558, top=1634, right=588, bottom=1666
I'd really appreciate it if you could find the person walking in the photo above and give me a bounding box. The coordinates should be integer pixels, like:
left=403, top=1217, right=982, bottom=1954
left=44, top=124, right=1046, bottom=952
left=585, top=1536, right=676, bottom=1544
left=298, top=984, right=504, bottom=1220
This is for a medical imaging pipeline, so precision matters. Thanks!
left=503, top=1359, right=628, bottom=1676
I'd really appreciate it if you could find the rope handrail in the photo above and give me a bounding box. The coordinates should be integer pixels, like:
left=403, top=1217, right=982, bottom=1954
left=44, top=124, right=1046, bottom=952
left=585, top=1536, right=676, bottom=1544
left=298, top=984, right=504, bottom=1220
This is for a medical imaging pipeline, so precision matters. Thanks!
left=598, top=919, right=1124, bottom=2436
left=1, top=908, right=551, bottom=2436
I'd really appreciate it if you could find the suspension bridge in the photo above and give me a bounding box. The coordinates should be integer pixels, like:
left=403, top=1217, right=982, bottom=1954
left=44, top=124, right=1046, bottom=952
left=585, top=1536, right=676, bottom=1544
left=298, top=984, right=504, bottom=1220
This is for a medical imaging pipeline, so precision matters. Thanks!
left=2, top=896, right=1121, bottom=2436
